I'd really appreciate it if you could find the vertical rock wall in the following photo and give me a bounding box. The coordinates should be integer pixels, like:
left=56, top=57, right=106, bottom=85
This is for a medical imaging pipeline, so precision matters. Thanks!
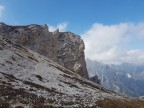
left=0, top=22, right=89, bottom=79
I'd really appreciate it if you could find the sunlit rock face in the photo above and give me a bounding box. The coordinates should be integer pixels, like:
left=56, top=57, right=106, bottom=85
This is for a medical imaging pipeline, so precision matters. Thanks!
left=0, top=22, right=88, bottom=79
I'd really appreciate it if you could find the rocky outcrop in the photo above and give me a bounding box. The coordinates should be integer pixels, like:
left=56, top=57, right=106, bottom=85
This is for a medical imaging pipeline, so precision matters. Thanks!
left=90, top=75, right=101, bottom=85
left=0, top=22, right=88, bottom=79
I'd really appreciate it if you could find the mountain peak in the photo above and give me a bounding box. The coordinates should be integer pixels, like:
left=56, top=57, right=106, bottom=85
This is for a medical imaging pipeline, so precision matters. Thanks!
left=0, top=23, right=88, bottom=79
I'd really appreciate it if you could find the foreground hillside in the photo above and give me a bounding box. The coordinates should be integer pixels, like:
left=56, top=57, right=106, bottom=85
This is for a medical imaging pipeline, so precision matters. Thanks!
left=0, top=36, right=144, bottom=108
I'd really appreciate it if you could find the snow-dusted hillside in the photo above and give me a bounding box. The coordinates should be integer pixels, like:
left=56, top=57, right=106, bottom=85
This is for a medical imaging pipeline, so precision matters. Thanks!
left=86, top=59, right=144, bottom=97
left=0, top=36, right=127, bottom=108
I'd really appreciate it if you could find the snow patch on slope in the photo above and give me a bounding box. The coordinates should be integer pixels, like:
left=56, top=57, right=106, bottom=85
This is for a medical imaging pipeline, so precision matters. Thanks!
left=127, top=73, right=132, bottom=78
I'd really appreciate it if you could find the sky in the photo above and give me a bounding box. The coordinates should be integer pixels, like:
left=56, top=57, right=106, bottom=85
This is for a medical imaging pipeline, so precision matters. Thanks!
left=0, top=0, right=144, bottom=64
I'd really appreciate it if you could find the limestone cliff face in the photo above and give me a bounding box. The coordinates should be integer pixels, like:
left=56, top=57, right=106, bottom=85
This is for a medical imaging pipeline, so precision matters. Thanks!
left=0, top=22, right=88, bottom=79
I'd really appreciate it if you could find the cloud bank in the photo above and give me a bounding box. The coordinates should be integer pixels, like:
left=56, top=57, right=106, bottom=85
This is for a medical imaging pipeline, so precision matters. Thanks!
left=48, top=22, right=68, bottom=32
left=82, top=22, right=144, bottom=64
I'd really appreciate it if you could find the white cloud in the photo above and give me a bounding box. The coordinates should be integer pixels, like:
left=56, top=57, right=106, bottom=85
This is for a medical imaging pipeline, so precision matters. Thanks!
left=82, top=22, right=144, bottom=64
left=48, top=22, right=68, bottom=32
left=119, top=50, right=144, bottom=64
left=0, top=5, right=4, bottom=18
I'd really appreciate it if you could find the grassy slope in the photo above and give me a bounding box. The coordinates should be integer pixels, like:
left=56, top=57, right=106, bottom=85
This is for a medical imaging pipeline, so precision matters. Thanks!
left=96, top=99, right=144, bottom=108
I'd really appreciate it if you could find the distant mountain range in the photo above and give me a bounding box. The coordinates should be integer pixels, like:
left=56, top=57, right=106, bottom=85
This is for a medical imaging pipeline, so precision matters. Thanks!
left=86, top=59, right=144, bottom=97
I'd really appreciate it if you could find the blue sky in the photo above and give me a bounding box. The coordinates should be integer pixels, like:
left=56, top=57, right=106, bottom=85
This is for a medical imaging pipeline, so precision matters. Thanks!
left=0, top=0, right=144, bottom=64
left=0, top=0, right=144, bottom=33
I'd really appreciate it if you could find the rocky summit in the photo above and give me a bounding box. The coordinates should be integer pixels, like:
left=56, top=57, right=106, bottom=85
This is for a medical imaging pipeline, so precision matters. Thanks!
left=0, top=22, right=88, bottom=79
